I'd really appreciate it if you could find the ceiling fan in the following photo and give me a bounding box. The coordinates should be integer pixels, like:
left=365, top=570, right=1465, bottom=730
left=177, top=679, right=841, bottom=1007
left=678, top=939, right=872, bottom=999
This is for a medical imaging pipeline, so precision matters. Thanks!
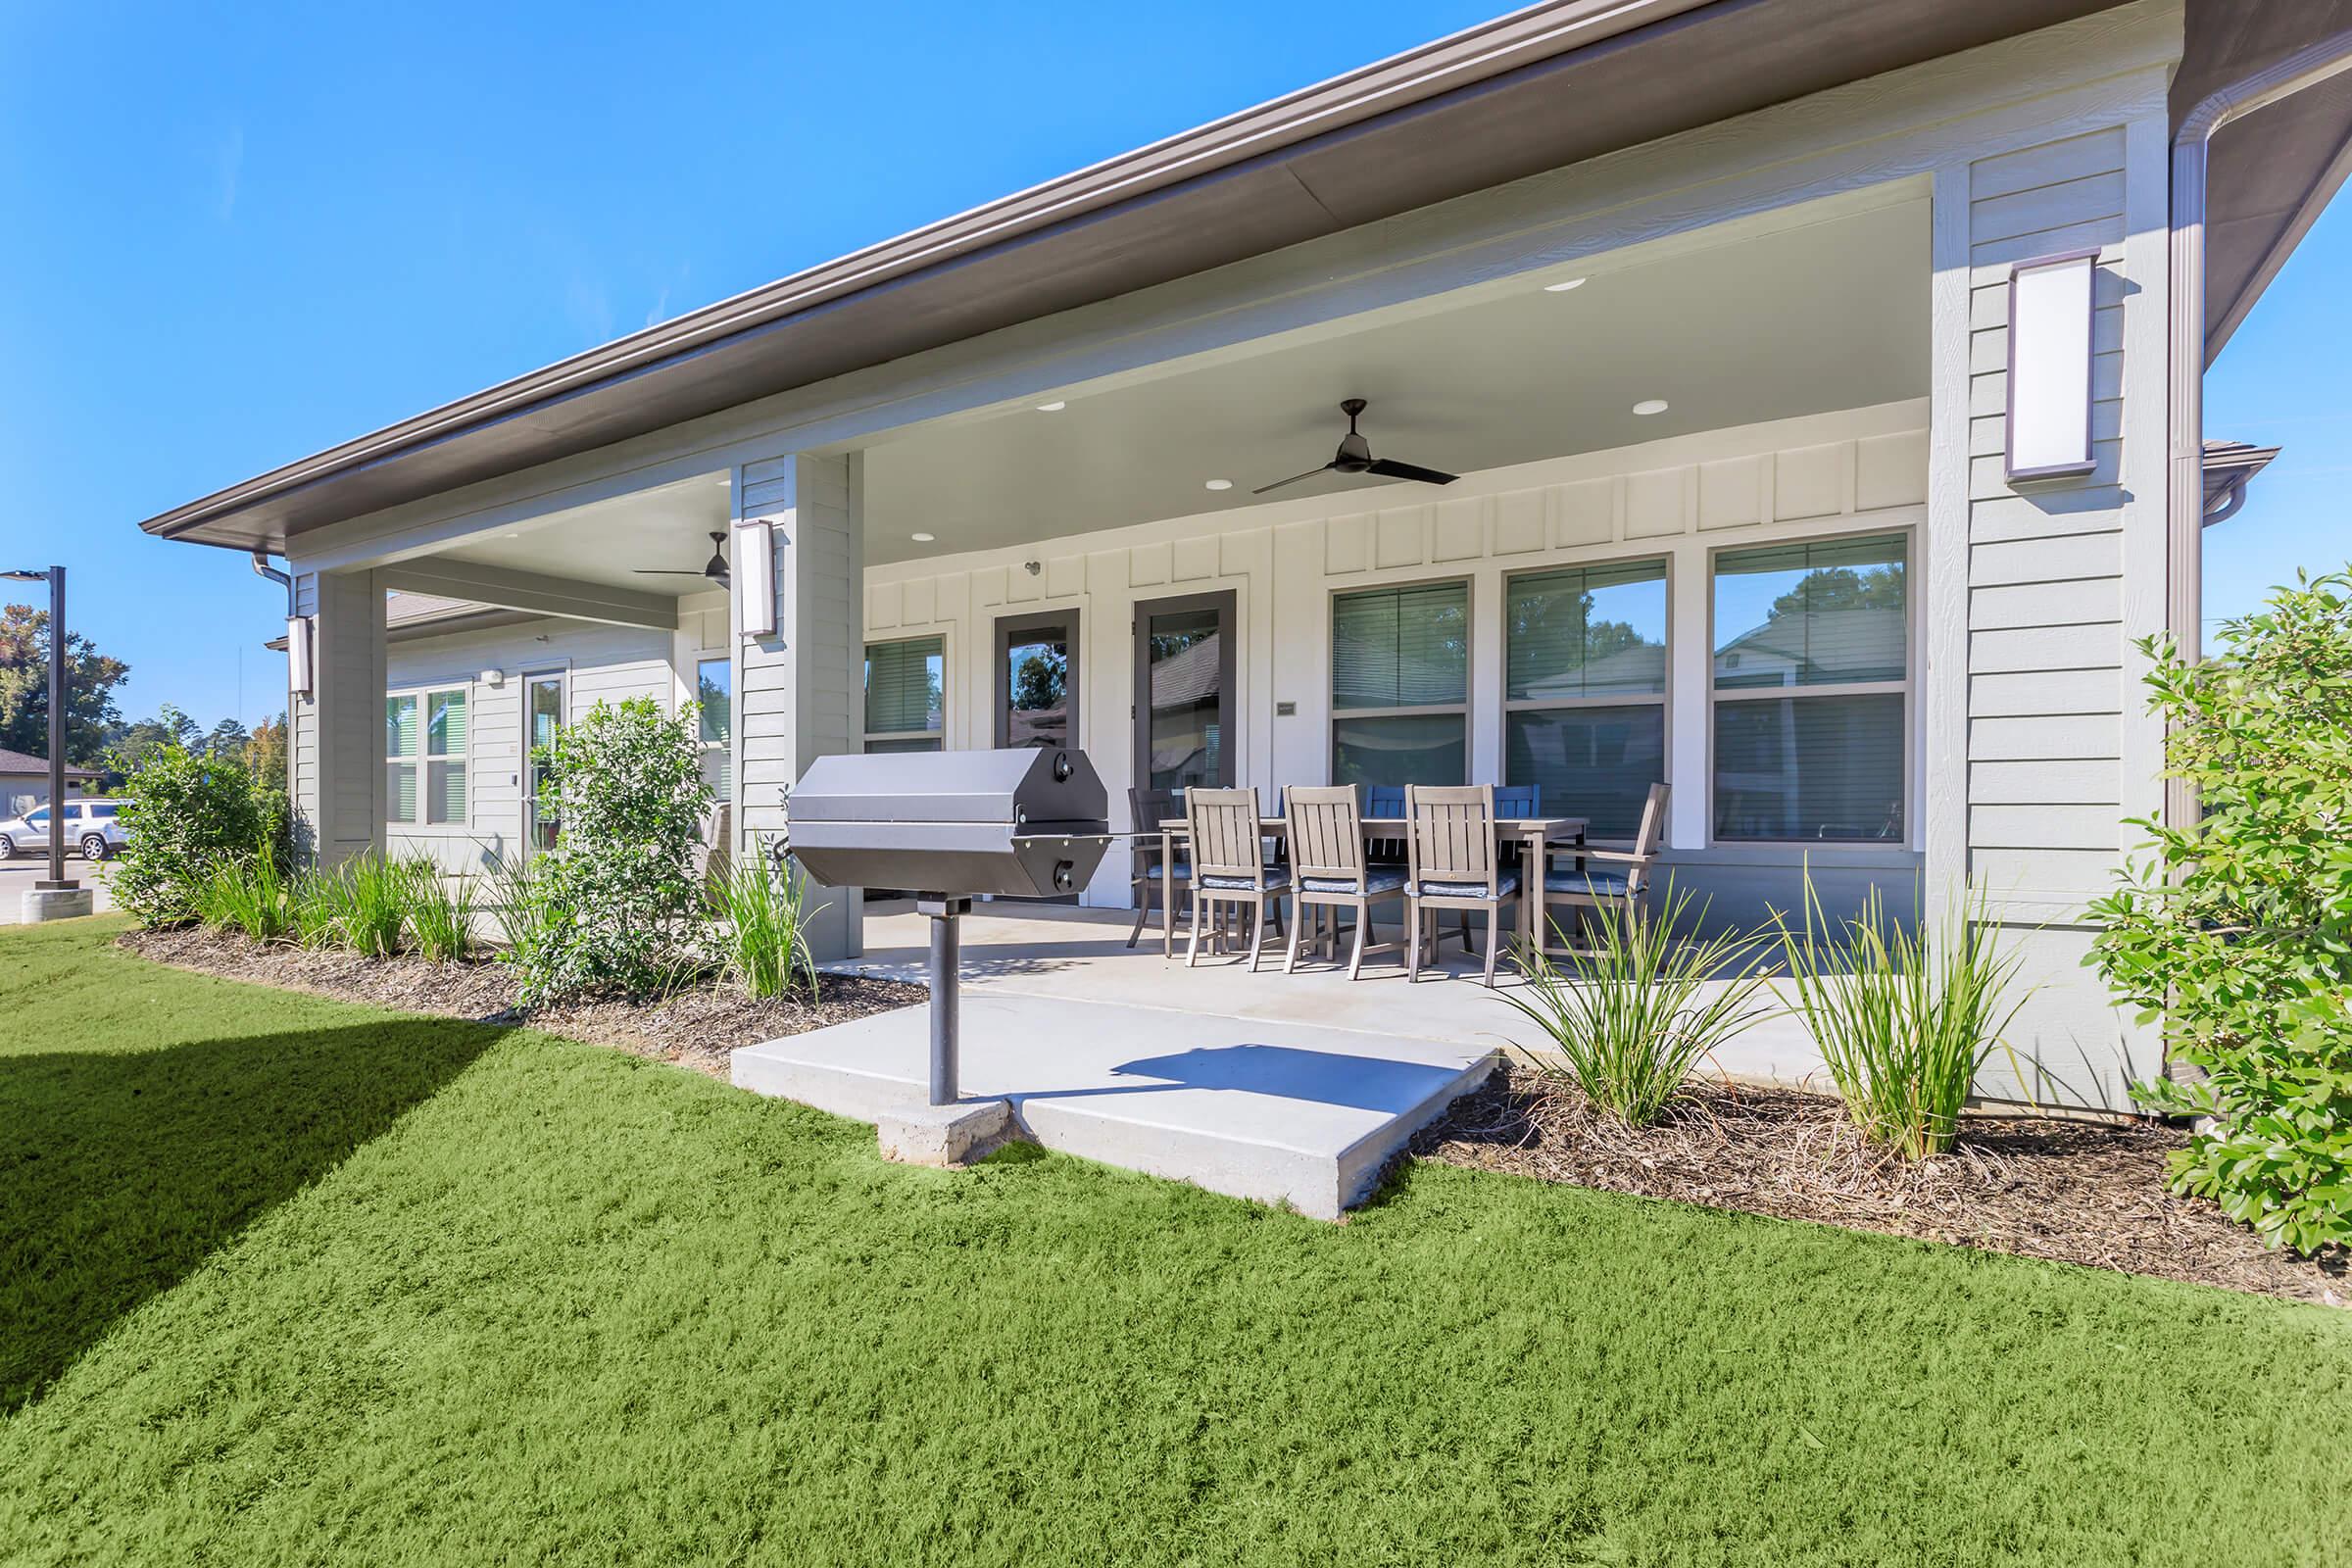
left=635, top=530, right=731, bottom=589
left=1254, top=398, right=1459, bottom=495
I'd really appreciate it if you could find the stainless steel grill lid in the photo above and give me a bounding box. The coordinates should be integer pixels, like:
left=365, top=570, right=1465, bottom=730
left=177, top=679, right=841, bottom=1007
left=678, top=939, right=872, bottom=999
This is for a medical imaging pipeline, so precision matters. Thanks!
left=787, top=747, right=1111, bottom=898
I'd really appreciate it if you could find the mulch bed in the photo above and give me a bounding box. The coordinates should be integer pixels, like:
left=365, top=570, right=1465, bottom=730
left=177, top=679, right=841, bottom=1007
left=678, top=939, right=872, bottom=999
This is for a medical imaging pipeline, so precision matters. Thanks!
left=1412, top=1062, right=2348, bottom=1305
left=118, top=925, right=923, bottom=1079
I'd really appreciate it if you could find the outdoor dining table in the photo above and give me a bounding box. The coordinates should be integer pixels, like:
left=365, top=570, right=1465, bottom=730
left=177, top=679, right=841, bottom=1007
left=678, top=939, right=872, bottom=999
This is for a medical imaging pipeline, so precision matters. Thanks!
left=1153, top=814, right=1589, bottom=961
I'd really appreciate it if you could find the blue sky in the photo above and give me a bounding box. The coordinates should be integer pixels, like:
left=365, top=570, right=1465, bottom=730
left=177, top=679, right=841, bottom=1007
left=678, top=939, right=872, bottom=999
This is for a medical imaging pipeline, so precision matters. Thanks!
left=1, top=4, right=2343, bottom=732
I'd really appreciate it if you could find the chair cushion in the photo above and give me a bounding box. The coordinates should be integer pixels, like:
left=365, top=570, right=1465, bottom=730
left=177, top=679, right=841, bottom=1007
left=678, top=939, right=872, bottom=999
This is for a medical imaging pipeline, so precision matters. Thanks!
left=1200, top=869, right=1290, bottom=891
left=1142, top=861, right=1193, bottom=880
left=1416, top=873, right=1519, bottom=900
left=1298, top=868, right=1407, bottom=896
left=1544, top=868, right=1632, bottom=898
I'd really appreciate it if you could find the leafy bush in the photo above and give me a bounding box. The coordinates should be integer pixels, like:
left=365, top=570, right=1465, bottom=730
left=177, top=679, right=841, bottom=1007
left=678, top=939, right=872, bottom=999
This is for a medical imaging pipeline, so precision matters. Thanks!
left=404, top=860, right=478, bottom=962
left=194, top=844, right=291, bottom=943
left=505, top=698, right=712, bottom=1004
left=1773, top=877, right=2027, bottom=1161
left=2091, top=569, right=2352, bottom=1255
left=1502, top=882, right=1771, bottom=1126
left=710, top=844, right=822, bottom=1000
left=110, top=742, right=272, bottom=926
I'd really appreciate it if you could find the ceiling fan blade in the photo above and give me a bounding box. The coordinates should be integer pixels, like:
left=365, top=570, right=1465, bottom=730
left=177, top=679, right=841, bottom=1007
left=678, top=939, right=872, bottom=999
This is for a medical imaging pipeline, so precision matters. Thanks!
left=1365, top=458, right=1458, bottom=486
left=1252, top=464, right=1338, bottom=496
left=634, top=567, right=710, bottom=576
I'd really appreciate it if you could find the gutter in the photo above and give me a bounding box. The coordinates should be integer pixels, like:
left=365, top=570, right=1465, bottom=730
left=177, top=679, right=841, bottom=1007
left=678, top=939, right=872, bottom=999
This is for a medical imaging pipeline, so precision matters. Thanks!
left=2166, top=27, right=2352, bottom=828
left=140, top=0, right=1706, bottom=547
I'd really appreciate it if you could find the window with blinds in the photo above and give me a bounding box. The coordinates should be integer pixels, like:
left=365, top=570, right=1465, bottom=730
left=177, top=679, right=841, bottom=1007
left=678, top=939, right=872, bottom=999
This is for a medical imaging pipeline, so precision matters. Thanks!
left=388, top=686, right=467, bottom=826
left=865, top=636, right=944, bottom=753
left=697, top=657, right=732, bottom=803
left=1330, top=580, right=1468, bottom=787
left=1503, top=559, right=1667, bottom=840
left=1710, top=532, right=1909, bottom=842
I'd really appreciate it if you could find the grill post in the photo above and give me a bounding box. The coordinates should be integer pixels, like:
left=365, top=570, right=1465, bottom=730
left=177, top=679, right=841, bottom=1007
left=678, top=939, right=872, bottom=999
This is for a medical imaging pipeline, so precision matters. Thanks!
left=916, top=895, right=970, bottom=1104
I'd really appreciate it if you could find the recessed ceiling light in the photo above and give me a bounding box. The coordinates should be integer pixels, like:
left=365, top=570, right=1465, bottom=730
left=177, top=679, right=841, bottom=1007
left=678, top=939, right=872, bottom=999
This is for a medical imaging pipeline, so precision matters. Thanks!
left=1543, top=277, right=1588, bottom=293
left=1035, top=400, right=1066, bottom=412
left=1204, top=478, right=1233, bottom=491
left=909, top=531, right=936, bottom=543
left=1633, top=398, right=1669, bottom=416
left=712, top=476, right=731, bottom=486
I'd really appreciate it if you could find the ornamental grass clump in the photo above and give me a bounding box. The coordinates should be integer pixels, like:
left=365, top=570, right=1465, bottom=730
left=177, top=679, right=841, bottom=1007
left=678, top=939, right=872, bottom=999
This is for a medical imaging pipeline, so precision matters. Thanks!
left=403, top=860, right=478, bottom=962
left=1773, top=876, right=2026, bottom=1162
left=193, top=843, right=291, bottom=943
left=710, top=845, right=822, bottom=1001
left=2092, top=568, right=2352, bottom=1255
left=1502, top=881, right=1772, bottom=1127
left=316, top=853, right=412, bottom=958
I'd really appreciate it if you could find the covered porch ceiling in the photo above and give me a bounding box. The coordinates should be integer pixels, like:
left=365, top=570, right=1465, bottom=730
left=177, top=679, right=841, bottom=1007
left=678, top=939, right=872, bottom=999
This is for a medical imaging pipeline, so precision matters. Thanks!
left=858, top=194, right=1928, bottom=566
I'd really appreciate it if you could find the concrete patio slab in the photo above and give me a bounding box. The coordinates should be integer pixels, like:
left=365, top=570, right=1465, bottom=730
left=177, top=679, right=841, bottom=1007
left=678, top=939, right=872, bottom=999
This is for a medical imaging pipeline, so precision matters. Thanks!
left=732, top=990, right=1498, bottom=1219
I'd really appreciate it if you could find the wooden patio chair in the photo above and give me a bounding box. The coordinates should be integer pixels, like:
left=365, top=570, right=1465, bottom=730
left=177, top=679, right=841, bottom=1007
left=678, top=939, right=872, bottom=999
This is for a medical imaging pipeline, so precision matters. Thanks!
left=1125, top=786, right=1192, bottom=950
left=1535, top=782, right=1669, bottom=954
left=1184, top=787, right=1292, bottom=971
left=1281, top=785, right=1405, bottom=979
left=1403, top=784, right=1519, bottom=987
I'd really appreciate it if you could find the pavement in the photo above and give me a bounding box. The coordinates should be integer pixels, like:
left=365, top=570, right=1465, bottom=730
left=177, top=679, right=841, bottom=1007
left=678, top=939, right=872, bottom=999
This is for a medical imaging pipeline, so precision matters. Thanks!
left=0, top=858, right=117, bottom=923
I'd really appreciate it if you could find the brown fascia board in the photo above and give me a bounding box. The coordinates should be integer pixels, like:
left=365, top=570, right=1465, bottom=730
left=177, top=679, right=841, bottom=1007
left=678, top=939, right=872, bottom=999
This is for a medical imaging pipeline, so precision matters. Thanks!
left=142, top=0, right=2120, bottom=555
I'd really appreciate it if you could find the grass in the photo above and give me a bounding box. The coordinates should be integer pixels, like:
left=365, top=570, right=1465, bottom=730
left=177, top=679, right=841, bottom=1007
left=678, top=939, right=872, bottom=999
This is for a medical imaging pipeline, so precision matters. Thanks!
left=3, top=917, right=2348, bottom=1567
left=709, top=848, right=821, bottom=999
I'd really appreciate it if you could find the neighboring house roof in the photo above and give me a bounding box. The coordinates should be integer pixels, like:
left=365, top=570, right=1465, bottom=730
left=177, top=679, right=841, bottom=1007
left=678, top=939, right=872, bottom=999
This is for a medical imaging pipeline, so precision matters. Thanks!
left=0, top=747, right=102, bottom=781
left=143, top=0, right=2170, bottom=555
left=2201, top=437, right=2281, bottom=524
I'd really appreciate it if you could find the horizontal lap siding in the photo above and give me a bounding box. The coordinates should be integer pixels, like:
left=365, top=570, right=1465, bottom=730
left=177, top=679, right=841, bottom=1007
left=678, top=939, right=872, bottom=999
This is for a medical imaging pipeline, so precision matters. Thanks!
left=1963, top=128, right=2134, bottom=904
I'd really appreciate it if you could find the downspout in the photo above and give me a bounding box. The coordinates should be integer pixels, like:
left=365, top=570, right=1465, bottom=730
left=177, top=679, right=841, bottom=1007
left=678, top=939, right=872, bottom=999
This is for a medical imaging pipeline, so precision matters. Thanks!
left=2167, top=30, right=2352, bottom=828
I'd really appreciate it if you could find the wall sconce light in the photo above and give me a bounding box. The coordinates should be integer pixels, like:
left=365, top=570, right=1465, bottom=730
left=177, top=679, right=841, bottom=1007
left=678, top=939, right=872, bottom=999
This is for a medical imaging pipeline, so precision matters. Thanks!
left=2004, top=250, right=2098, bottom=481
left=735, top=519, right=777, bottom=637
left=286, top=615, right=315, bottom=700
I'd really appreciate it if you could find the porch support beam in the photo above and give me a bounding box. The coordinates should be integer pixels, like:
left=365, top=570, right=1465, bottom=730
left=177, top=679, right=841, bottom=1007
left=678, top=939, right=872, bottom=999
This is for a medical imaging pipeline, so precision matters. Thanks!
left=733, top=451, right=864, bottom=962
left=288, top=565, right=388, bottom=867
left=376, top=559, right=680, bottom=631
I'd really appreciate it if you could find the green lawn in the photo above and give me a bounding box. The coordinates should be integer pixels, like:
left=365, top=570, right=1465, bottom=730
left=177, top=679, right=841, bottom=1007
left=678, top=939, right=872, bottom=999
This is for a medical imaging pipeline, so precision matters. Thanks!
left=2, top=918, right=2347, bottom=1567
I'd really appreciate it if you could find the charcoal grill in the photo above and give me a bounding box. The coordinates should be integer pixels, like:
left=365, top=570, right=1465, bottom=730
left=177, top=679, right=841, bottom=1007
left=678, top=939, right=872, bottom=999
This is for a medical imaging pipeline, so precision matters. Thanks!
left=789, top=748, right=1112, bottom=1104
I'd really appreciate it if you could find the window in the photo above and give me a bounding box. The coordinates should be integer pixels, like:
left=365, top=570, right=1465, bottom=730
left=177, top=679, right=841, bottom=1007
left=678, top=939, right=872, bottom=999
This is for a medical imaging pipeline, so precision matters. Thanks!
left=866, top=636, right=945, bottom=753
left=697, top=657, right=732, bottom=802
left=1504, top=559, right=1667, bottom=840
left=1331, top=579, right=1469, bottom=787
left=387, top=686, right=468, bottom=826
left=1710, top=533, right=1908, bottom=843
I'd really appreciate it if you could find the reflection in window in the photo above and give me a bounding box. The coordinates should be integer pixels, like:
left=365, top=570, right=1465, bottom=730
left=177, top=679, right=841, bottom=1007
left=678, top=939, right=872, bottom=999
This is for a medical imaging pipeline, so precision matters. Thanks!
left=867, top=636, right=944, bottom=753
left=1503, top=560, right=1667, bottom=838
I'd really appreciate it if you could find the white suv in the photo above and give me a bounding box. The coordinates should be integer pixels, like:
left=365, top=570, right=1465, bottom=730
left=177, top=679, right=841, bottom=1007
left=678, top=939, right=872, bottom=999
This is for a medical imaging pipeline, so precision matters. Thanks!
left=0, top=798, right=126, bottom=860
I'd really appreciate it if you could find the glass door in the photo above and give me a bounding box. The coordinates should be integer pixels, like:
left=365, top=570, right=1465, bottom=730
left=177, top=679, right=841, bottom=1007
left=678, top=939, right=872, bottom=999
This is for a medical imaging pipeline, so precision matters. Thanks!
left=523, top=671, right=564, bottom=857
left=1134, top=591, right=1236, bottom=794
left=997, top=611, right=1080, bottom=750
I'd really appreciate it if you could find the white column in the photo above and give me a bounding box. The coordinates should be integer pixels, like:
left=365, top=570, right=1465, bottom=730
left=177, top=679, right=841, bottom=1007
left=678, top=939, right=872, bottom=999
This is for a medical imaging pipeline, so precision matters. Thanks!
left=289, top=564, right=387, bottom=866
left=734, top=451, right=864, bottom=961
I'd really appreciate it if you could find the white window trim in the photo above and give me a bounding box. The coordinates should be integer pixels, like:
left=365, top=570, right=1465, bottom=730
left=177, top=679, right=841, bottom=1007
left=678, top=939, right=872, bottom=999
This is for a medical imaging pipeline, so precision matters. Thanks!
left=863, top=633, right=949, bottom=752
left=1328, top=574, right=1475, bottom=786
left=1701, top=524, right=1919, bottom=852
left=386, top=680, right=473, bottom=832
left=1499, top=553, right=1674, bottom=847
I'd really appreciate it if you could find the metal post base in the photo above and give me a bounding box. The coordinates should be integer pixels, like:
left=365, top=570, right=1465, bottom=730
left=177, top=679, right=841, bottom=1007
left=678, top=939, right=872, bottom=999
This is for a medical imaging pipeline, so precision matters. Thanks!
left=914, top=895, right=971, bottom=1106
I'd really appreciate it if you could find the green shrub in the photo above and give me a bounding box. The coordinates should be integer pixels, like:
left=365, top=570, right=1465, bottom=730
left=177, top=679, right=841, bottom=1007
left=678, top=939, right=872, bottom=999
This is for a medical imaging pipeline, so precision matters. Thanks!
left=1773, top=877, right=2027, bottom=1161
left=1502, top=882, right=1772, bottom=1126
left=110, top=742, right=272, bottom=927
left=2091, top=569, right=2352, bottom=1255
left=404, top=860, right=478, bottom=963
left=193, top=843, right=291, bottom=943
left=710, top=844, right=822, bottom=1001
left=505, top=698, right=712, bottom=1004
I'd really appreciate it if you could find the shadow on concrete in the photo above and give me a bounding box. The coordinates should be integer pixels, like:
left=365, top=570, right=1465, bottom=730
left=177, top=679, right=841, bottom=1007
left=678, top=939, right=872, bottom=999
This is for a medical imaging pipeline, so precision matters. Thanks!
left=0, top=1016, right=505, bottom=1411
left=1017, top=1042, right=1474, bottom=1117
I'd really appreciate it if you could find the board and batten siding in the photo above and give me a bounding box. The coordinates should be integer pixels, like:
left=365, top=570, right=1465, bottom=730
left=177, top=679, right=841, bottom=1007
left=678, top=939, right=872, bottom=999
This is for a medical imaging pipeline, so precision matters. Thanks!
left=383, top=616, right=679, bottom=873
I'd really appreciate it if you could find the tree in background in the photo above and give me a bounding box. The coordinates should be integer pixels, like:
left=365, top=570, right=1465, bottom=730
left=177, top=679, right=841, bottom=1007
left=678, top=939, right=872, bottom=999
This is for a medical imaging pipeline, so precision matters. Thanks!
left=203, top=717, right=250, bottom=758
left=0, top=603, right=128, bottom=765
left=106, top=707, right=203, bottom=771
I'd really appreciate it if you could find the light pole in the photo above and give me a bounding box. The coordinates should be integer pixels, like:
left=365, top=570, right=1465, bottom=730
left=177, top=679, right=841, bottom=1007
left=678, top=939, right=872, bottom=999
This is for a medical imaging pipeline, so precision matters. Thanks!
left=2, top=565, right=79, bottom=904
